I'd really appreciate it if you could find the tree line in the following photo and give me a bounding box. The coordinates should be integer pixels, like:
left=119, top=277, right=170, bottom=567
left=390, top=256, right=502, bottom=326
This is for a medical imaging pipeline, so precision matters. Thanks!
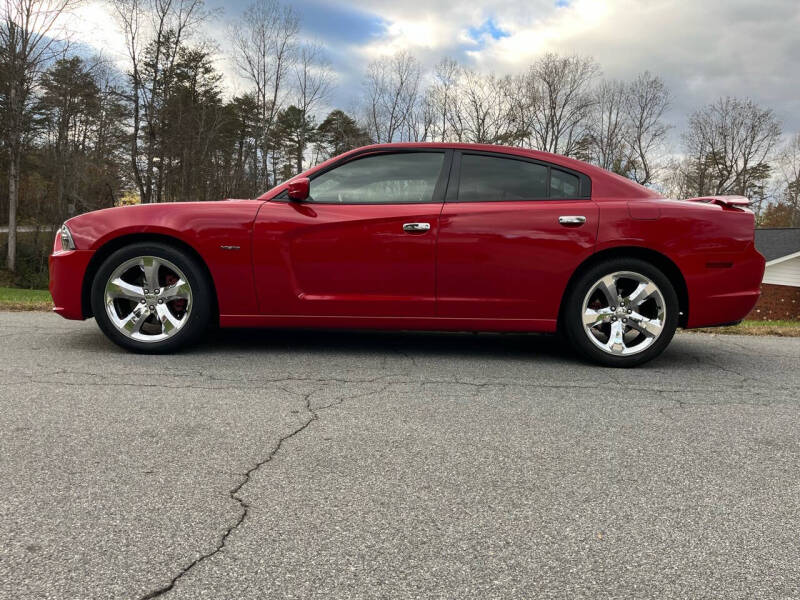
left=2, top=0, right=799, bottom=277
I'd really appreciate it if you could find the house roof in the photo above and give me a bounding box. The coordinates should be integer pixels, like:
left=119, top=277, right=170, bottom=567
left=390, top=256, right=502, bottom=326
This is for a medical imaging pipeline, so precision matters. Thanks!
left=755, top=228, right=800, bottom=262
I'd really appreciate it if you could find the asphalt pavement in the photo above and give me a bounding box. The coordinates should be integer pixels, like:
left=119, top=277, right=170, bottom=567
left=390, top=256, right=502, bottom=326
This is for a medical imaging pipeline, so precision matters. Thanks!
left=1, top=311, right=799, bottom=599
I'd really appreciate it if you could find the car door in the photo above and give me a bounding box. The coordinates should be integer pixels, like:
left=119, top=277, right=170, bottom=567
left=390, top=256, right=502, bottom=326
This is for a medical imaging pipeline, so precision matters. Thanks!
left=436, top=151, right=599, bottom=322
left=252, top=149, right=451, bottom=318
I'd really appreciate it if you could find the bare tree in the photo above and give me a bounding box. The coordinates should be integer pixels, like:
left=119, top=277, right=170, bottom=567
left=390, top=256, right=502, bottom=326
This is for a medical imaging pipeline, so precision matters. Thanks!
left=684, top=97, right=782, bottom=197
left=426, top=56, right=459, bottom=142
left=231, top=0, right=299, bottom=187
left=111, top=0, right=206, bottom=204
left=37, top=56, right=99, bottom=216
left=362, top=50, right=421, bottom=143
left=586, top=79, right=631, bottom=173
left=777, top=133, right=800, bottom=227
left=585, top=72, right=670, bottom=184
left=293, top=41, right=332, bottom=171
left=1, top=0, right=77, bottom=271
left=518, top=53, right=599, bottom=156
left=447, top=69, right=517, bottom=144
left=405, top=92, right=434, bottom=142
left=656, top=157, right=693, bottom=200
left=624, top=71, right=670, bottom=185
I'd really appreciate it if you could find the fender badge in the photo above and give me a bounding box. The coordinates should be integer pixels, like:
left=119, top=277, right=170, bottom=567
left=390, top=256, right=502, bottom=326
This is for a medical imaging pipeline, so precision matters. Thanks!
left=220, top=245, right=241, bottom=251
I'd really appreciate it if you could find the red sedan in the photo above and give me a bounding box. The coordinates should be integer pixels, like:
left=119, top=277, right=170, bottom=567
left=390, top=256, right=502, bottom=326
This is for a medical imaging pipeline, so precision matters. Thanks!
left=49, top=143, right=765, bottom=366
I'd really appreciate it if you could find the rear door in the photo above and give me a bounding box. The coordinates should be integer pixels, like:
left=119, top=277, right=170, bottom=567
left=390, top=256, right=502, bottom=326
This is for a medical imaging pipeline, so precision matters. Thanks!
left=436, top=151, right=598, bottom=322
left=252, top=150, right=451, bottom=317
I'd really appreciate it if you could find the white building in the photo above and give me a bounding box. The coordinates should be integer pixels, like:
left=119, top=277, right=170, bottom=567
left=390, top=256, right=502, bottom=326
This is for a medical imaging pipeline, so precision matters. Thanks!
left=756, top=228, right=800, bottom=287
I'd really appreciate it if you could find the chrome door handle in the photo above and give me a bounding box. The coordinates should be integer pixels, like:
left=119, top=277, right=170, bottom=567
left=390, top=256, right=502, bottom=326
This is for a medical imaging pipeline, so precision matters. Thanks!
left=403, top=222, right=431, bottom=233
left=558, top=215, right=586, bottom=226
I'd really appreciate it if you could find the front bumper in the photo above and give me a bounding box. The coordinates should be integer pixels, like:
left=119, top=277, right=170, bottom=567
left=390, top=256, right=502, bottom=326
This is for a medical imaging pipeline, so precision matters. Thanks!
left=49, top=250, right=94, bottom=320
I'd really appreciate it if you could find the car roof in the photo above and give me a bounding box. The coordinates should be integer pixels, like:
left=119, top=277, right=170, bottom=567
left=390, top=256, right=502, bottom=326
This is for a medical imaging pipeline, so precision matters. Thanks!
left=260, top=142, right=662, bottom=201
left=344, top=143, right=662, bottom=200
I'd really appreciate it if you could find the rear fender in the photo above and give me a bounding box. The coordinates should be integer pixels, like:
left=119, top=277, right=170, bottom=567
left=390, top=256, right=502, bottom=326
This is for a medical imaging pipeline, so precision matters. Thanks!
left=597, top=198, right=764, bottom=328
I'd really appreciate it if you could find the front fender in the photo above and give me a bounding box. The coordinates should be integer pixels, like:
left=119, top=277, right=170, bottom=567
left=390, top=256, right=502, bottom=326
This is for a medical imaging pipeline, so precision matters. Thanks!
left=65, top=201, right=264, bottom=317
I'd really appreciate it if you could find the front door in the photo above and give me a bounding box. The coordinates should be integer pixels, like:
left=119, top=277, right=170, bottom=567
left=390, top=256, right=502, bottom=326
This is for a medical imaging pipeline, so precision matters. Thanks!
left=252, top=150, right=451, bottom=317
left=436, top=152, right=598, bottom=322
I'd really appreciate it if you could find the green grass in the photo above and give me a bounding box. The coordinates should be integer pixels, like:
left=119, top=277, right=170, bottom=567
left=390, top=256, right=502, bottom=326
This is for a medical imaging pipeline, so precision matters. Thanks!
left=0, top=286, right=53, bottom=310
left=690, top=319, right=800, bottom=337
left=741, top=320, right=800, bottom=327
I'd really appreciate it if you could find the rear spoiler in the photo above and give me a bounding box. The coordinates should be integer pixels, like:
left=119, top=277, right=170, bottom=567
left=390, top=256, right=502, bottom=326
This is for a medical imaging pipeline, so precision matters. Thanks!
left=686, top=195, right=750, bottom=207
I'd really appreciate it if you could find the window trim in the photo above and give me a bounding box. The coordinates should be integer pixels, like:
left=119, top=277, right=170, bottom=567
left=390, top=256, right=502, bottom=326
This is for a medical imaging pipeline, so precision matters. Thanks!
left=276, top=148, right=453, bottom=205
left=447, top=150, right=591, bottom=203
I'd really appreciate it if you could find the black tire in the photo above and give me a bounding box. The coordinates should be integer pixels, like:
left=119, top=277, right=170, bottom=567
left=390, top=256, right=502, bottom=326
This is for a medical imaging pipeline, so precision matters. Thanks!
left=562, top=257, right=679, bottom=367
left=90, top=242, right=212, bottom=353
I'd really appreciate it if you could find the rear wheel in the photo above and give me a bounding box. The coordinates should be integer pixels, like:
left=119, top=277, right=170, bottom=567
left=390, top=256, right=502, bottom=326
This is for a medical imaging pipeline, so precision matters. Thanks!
left=90, top=242, right=212, bottom=353
left=563, top=258, right=679, bottom=367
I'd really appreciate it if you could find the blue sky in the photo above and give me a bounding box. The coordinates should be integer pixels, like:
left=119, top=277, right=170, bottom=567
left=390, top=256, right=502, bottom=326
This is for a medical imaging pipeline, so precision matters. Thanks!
left=66, top=0, right=800, bottom=135
left=289, top=0, right=389, bottom=45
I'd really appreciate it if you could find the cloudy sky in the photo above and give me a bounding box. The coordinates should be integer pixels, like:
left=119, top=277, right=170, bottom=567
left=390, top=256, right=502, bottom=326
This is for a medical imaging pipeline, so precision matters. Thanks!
left=65, top=0, right=800, bottom=136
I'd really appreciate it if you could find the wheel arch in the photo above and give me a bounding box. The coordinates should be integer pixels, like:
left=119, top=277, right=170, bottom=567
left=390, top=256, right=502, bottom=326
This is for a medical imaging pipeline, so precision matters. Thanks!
left=81, top=233, right=219, bottom=322
left=558, top=246, right=689, bottom=329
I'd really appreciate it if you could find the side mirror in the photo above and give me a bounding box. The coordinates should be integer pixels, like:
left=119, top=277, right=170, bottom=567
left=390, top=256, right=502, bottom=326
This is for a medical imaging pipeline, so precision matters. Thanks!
left=287, top=177, right=310, bottom=201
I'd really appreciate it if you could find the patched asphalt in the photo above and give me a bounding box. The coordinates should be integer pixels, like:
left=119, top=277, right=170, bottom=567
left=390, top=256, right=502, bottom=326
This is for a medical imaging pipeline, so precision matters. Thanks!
left=1, top=311, right=799, bottom=599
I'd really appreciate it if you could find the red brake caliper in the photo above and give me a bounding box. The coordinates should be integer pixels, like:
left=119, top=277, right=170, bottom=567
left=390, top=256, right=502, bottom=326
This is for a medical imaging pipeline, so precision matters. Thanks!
left=164, top=274, right=187, bottom=316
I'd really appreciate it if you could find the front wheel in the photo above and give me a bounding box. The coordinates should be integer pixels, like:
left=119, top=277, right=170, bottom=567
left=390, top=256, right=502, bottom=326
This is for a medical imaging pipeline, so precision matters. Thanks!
left=562, top=258, right=679, bottom=367
left=90, top=242, right=212, bottom=353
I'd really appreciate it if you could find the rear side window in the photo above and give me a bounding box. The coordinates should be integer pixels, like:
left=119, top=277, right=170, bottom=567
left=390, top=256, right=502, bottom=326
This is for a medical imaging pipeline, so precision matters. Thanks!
left=310, top=152, right=445, bottom=204
left=551, top=169, right=580, bottom=199
left=458, top=155, right=548, bottom=202
left=455, top=153, right=588, bottom=201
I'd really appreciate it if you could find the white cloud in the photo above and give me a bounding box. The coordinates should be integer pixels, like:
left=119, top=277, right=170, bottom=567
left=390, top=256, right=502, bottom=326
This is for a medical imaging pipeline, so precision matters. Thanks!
left=53, top=0, right=800, bottom=134
left=340, top=0, right=800, bottom=133
left=60, top=1, right=129, bottom=64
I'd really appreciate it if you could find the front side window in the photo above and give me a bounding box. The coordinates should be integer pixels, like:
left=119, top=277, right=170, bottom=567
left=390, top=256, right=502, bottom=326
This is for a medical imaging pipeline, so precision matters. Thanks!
left=458, top=154, right=548, bottom=202
left=310, top=152, right=445, bottom=204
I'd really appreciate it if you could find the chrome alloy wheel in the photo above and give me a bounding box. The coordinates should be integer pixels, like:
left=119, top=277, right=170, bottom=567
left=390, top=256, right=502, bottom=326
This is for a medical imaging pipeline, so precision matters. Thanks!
left=104, top=256, right=193, bottom=343
left=581, top=271, right=667, bottom=356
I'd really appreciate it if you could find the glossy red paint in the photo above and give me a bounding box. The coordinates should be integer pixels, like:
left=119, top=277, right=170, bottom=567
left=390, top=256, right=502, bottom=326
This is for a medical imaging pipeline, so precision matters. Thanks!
left=252, top=201, right=441, bottom=317
left=437, top=199, right=598, bottom=325
left=687, top=195, right=751, bottom=207
left=286, top=177, right=310, bottom=201
left=49, top=143, right=765, bottom=333
left=52, top=199, right=263, bottom=317
left=593, top=198, right=764, bottom=327
left=49, top=249, right=94, bottom=319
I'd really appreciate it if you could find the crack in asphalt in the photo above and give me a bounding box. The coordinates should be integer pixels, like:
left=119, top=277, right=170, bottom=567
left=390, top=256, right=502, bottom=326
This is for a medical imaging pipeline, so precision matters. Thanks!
left=128, top=370, right=785, bottom=596
left=136, top=381, right=388, bottom=600
left=3, top=322, right=798, bottom=598
left=0, top=370, right=395, bottom=393
left=137, top=388, right=319, bottom=600
left=656, top=391, right=774, bottom=419
left=3, top=366, right=797, bottom=396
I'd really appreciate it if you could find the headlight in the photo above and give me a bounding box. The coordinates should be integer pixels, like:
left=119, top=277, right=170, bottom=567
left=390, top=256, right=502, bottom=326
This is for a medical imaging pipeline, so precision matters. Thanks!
left=59, top=224, right=76, bottom=251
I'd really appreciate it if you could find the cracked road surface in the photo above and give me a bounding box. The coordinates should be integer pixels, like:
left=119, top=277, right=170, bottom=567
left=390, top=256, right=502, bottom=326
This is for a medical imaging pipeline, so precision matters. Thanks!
left=1, top=312, right=799, bottom=599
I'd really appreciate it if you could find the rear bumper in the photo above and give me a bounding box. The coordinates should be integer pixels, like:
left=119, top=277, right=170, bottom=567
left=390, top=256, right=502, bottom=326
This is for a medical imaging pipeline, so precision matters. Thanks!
left=685, top=245, right=765, bottom=328
left=49, top=250, right=94, bottom=320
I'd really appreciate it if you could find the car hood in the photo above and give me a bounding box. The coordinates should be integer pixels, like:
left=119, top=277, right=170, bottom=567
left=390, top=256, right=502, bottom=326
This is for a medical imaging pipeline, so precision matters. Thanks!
left=64, top=200, right=265, bottom=251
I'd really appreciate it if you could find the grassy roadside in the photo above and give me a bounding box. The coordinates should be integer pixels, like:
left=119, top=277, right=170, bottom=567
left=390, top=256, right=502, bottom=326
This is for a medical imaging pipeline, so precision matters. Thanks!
left=0, top=286, right=53, bottom=311
left=687, top=320, right=800, bottom=337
